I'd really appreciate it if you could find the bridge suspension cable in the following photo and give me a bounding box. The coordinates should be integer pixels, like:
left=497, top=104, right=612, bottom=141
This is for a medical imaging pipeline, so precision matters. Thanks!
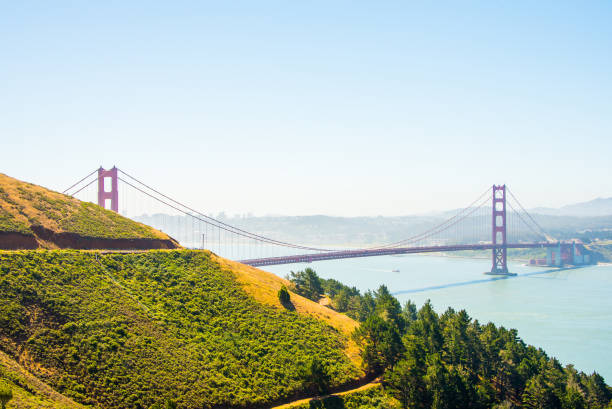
left=116, top=169, right=340, bottom=252
left=506, top=187, right=552, bottom=241
left=370, top=187, right=491, bottom=249
left=62, top=168, right=98, bottom=195
left=64, top=168, right=555, bottom=265
left=68, top=176, right=98, bottom=197
left=117, top=175, right=337, bottom=252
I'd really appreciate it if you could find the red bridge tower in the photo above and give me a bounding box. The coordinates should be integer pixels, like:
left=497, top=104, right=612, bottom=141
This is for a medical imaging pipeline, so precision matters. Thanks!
left=490, top=185, right=510, bottom=274
left=97, top=166, right=118, bottom=212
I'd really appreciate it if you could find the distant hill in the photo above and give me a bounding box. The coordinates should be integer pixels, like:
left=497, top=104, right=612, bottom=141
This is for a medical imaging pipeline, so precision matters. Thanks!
left=0, top=173, right=180, bottom=249
left=531, top=197, right=612, bottom=217
left=136, top=213, right=449, bottom=247
left=138, top=211, right=612, bottom=248
left=0, top=250, right=362, bottom=408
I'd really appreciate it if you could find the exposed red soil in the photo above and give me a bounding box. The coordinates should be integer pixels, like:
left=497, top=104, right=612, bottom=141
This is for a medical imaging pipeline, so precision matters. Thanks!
left=0, top=231, right=38, bottom=249
left=0, top=226, right=180, bottom=250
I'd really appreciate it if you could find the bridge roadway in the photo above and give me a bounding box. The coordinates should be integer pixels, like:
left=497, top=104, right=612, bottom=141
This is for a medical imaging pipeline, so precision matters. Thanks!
left=239, top=242, right=563, bottom=267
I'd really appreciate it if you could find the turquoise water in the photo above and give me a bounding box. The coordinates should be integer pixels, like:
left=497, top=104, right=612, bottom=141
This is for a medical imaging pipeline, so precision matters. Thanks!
left=264, top=256, right=612, bottom=381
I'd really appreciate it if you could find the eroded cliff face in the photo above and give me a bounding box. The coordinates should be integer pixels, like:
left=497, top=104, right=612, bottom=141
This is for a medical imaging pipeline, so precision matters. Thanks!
left=0, top=231, right=38, bottom=249
left=0, top=226, right=180, bottom=250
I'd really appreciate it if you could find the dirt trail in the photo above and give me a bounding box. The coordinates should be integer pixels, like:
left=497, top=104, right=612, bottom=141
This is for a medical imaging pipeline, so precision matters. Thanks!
left=270, top=379, right=381, bottom=409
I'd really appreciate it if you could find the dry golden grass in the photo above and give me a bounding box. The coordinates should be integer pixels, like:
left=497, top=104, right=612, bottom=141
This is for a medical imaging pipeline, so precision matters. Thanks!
left=0, top=172, right=172, bottom=243
left=213, top=254, right=363, bottom=369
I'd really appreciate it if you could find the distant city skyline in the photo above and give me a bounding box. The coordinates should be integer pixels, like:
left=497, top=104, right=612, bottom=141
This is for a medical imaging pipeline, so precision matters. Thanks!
left=2, top=1, right=611, bottom=216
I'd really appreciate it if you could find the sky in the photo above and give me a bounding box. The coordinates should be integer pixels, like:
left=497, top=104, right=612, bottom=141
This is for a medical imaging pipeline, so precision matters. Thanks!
left=1, top=1, right=611, bottom=217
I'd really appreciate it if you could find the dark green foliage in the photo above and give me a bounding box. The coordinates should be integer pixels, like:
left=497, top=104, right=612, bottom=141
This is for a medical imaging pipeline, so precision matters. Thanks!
left=319, top=277, right=370, bottom=321
left=288, top=268, right=324, bottom=301
left=288, top=270, right=406, bottom=325
left=352, top=316, right=403, bottom=375
left=0, top=382, right=12, bottom=409
left=300, top=357, right=332, bottom=395
left=0, top=250, right=360, bottom=408
left=373, top=299, right=612, bottom=409
left=279, top=285, right=291, bottom=305
left=522, top=374, right=561, bottom=409
left=384, top=358, right=428, bottom=409
left=371, top=285, right=405, bottom=332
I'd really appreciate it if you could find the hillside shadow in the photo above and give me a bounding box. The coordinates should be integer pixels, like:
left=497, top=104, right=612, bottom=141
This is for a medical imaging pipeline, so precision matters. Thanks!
left=280, top=298, right=296, bottom=311
left=307, top=395, right=345, bottom=408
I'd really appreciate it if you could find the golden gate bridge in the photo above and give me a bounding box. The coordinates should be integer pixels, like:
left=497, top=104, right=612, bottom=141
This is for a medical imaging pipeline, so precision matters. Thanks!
left=63, top=166, right=589, bottom=274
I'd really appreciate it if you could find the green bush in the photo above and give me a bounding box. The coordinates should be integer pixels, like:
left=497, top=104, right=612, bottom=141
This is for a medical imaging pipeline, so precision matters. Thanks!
left=278, top=285, right=291, bottom=305
left=300, top=357, right=331, bottom=395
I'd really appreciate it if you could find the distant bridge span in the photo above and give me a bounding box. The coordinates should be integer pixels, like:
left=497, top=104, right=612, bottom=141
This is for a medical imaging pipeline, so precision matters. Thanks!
left=65, top=167, right=591, bottom=274
left=239, top=242, right=577, bottom=267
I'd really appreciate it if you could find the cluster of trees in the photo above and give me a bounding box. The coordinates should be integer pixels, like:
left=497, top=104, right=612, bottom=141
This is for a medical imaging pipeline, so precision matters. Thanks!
left=360, top=297, right=612, bottom=408
left=288, top=268, right=612, bottom=408
left=366, top=298, right=612, bottom=409
left=287, top=268, right=384, bottom=321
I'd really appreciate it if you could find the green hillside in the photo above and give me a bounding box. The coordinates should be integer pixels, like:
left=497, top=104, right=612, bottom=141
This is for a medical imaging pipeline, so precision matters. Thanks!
left=0, top=173, right=179, bottom=249
left=0, top=250, right=360, bottom=408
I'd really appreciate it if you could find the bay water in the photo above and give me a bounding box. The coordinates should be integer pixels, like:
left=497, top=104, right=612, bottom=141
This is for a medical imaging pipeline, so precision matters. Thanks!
left=264, top=255, right=612, bottom=381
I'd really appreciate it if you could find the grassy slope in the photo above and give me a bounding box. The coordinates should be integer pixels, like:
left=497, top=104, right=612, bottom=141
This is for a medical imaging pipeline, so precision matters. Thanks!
left=0, top=350, right=88, bottom=409
left=216, top=256, right=362, bottom=366
left=0, top=173, right=170, bottom=242
left=0, top=250, right=361, bottom=408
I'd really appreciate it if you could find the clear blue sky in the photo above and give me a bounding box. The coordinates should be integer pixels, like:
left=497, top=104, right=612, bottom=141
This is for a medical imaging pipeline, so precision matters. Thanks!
left=1, top=1, right=611, bottom=216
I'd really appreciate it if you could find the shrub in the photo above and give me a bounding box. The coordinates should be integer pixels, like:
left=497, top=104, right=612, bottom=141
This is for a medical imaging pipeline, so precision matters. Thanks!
left=278, top=285, right=291, bottom=305
left=300, top=357, right=331, bottom=395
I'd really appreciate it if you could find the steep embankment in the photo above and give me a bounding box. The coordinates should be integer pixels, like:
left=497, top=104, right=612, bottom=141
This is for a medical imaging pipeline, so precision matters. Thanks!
left=0, top=173, right=179, bottom=250
left=0, top=350, right=89, bottom=408
left=0, top=250, right=362, bottom=408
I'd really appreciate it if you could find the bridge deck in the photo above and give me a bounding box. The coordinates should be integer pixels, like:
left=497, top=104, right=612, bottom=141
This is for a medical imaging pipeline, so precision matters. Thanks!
left=239, top=242, right=562, bottom=267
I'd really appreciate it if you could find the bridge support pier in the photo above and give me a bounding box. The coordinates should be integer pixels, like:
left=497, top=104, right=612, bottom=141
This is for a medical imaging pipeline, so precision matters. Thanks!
left=572, top=241, right=584, bottom=265
left=546, top=244, right=562, bottom=267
